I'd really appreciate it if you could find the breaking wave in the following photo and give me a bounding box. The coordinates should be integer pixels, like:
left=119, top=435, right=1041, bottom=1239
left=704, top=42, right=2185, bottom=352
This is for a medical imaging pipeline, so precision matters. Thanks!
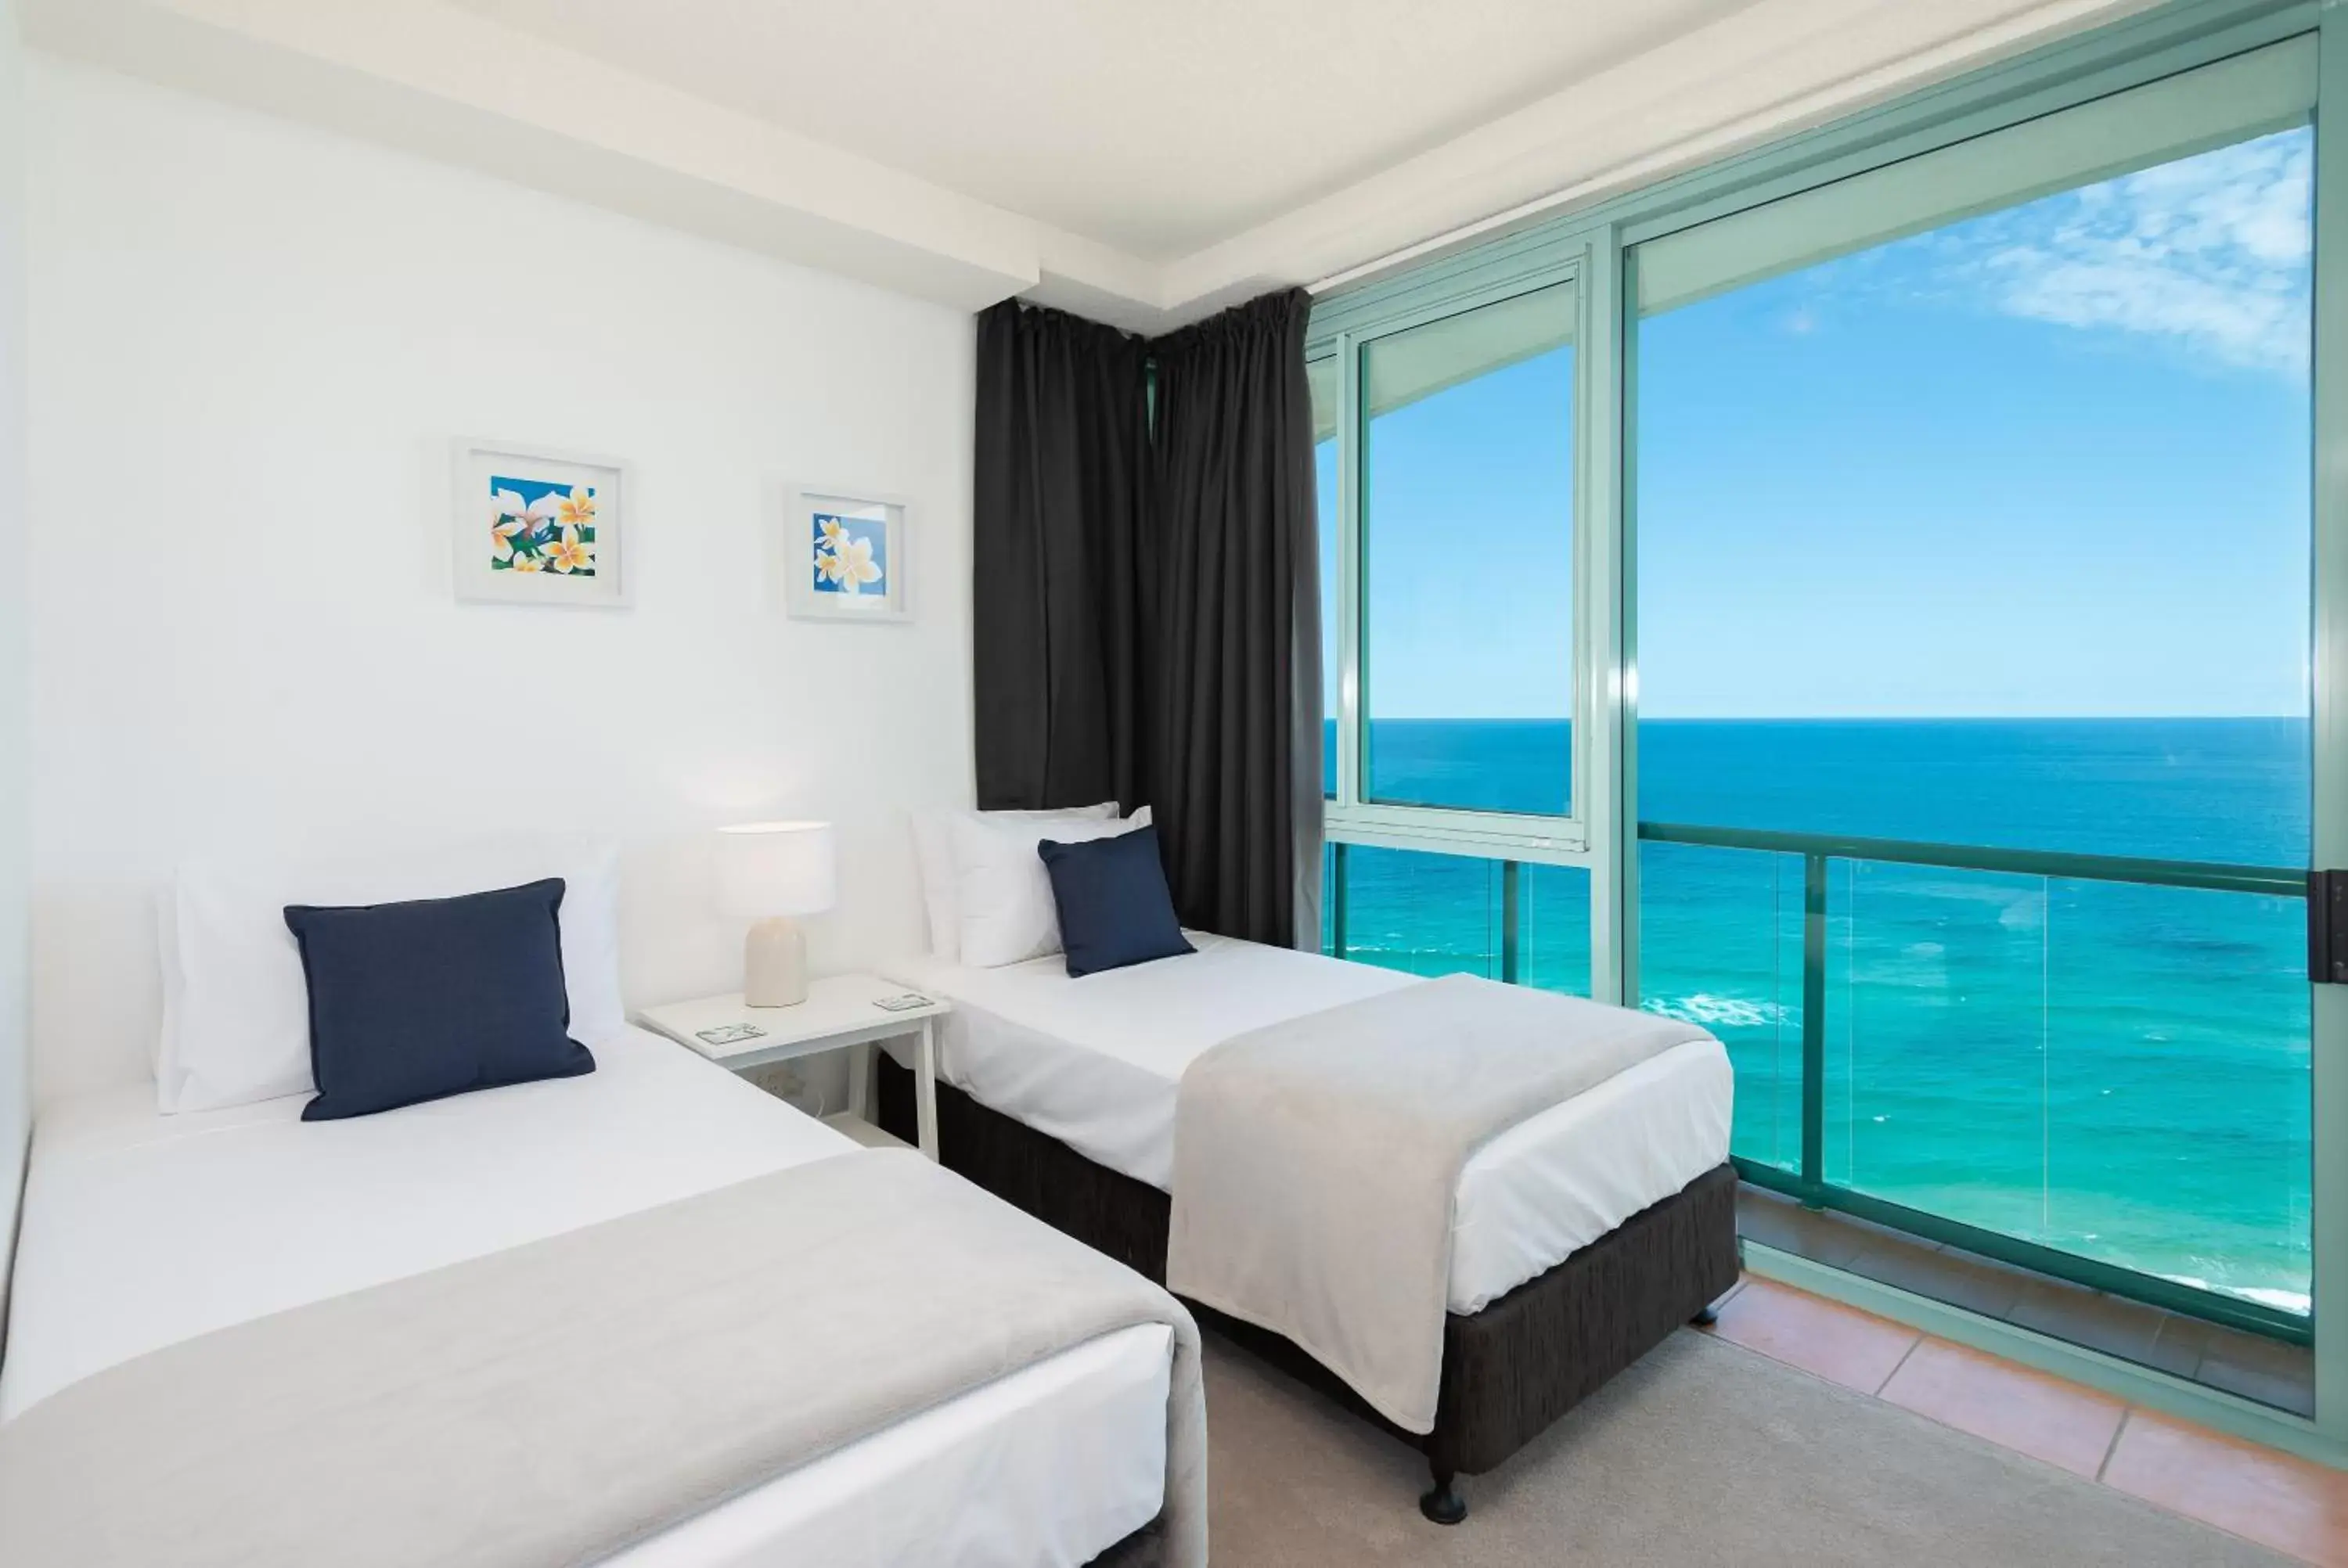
left=1640, top=992, right=1789, bottom=1030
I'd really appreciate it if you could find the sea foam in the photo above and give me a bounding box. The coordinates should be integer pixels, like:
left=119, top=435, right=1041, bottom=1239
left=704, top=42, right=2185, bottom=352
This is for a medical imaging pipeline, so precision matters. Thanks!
left=1641, top=992, right=1788, bottom=1030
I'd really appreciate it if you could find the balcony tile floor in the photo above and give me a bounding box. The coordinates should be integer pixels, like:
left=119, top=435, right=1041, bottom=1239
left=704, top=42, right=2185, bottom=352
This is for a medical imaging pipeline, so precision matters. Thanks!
left=1739, top=1184, right=2314, bottom=1417
left=1706, top=1276, right=2348, bottom=1565
left=1878, top=1335, right=2125, bottom=1478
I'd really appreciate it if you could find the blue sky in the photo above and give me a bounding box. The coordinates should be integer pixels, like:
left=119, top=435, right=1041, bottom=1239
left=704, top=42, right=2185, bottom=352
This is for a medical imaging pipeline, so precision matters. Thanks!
left=1323, top=127, right=2314, bottom=721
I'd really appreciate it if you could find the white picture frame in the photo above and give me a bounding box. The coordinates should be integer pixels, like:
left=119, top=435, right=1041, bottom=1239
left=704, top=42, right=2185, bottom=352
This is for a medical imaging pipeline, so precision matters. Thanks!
left=452, top=437, right=631, bottom=608
left=785, top=485, right=910, bottom=622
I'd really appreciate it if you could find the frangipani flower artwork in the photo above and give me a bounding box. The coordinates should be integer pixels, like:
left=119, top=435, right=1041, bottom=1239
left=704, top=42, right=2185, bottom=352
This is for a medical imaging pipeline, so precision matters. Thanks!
left=789, top=488, right=909, bottom=621
left=453, top=440, right=629, bottom=607
left=811, top=515, right=883, bottom=596
left=492, top=480, right=596, bottom=577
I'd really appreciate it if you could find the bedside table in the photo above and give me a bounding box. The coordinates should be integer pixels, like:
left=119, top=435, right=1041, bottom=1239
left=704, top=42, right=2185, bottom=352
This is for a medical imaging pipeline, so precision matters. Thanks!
left=636, top=973, right=951, bottom=1160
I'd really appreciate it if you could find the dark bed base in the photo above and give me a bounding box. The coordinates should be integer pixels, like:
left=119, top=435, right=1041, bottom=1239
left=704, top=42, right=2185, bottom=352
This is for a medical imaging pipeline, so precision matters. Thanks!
left=877, top=1057, right=1741, bottom=1518
left=1086, top=1515, right=1162, bottom=1566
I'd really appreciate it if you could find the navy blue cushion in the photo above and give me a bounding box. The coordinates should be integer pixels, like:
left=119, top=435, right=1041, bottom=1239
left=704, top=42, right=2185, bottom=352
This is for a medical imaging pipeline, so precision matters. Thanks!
left=1037, top=825, right=1194, bottom=978
left=285, top=877, right=595, bottom=1122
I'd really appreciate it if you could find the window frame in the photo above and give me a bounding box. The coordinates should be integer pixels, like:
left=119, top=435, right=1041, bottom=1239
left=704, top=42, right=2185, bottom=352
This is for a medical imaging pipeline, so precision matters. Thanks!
left=1314, top=248, right=1602, bottom=866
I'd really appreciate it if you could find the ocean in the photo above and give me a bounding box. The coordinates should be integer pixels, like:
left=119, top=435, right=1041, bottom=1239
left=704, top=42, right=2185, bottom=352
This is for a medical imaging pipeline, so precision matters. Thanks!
left=1325, top=717, right=2314, bottom=1313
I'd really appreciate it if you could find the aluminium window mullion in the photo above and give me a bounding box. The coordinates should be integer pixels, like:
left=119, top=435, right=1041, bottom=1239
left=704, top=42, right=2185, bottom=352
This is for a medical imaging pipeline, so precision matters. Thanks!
left=1583, top=225, right=1629, bottom=1007
left=2306, top=0, right=2348, bottom=1449
left=1335, top=333, right=1363, bottom=815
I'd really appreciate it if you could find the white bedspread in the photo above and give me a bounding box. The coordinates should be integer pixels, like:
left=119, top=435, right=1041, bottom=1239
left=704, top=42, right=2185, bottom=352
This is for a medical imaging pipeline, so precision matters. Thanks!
left=1, top=1027, right=1173, bottom=1568
left=1170, top=975, right=1711, bottom=1433
left=888, top=935, right=1734, bottom=1314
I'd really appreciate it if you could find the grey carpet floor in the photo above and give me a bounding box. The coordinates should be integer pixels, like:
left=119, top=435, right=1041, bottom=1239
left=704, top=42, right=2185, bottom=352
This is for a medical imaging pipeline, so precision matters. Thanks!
left=1198, top=1326, right=2292, bottom=1566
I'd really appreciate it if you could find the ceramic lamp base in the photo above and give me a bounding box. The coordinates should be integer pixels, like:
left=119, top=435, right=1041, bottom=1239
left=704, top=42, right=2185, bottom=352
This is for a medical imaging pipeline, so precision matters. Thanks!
left=744, top=916, right=809, bottom=1007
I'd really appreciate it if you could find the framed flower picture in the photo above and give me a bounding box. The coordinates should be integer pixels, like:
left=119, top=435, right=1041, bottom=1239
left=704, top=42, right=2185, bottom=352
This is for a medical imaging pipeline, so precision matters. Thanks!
left=452, top=438, right=630, bottom=607
left=786, top=486, right=910, bottom=622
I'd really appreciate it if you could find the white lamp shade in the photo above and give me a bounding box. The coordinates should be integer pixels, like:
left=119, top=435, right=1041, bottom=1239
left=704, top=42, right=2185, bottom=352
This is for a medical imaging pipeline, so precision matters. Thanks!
left=715, top=821, right=836, bottom=919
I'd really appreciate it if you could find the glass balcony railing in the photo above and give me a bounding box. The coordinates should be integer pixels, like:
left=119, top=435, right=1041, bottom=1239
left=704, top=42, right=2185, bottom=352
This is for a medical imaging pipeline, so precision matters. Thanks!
left=1323, top=841, right=1591, bottom=997
left=1640, top=821, right=2311, bottom=1344
left=1320, top=829, right=2312, bottom=1344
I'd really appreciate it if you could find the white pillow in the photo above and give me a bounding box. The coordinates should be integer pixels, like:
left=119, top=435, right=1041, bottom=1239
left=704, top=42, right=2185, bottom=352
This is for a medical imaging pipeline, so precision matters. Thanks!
left=156, top=838, right=626, bottom=1114
left=913, top=802, right=1118, bottom=960
left=951, top=807, right=1152, bottom=969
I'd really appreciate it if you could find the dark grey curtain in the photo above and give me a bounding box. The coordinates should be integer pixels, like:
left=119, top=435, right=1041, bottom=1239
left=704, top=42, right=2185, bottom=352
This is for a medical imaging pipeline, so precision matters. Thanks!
left=1149, top=289, right=1320, bottom=949
left=971, top=300, right=1152, bottom=811
left=971, top=287, right=1320, bottom=949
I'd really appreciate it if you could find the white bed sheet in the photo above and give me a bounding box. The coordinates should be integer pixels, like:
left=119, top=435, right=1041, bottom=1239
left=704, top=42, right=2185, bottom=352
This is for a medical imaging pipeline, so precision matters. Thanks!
left=887, top=935, right=1734, bottom=1314
left=0, top=1027, right=1172, bottom=1567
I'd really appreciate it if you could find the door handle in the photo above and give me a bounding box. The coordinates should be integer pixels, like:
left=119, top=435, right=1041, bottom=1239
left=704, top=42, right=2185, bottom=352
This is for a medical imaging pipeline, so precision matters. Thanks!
left=2314, top=871, right=2348, bottom=984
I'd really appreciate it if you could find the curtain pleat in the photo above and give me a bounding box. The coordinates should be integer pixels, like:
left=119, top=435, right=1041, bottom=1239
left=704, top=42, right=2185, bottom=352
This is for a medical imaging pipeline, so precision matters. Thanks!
left=1149, top=290, right=1320, bottom=948
left=971, top=300, right=1151, bottom=811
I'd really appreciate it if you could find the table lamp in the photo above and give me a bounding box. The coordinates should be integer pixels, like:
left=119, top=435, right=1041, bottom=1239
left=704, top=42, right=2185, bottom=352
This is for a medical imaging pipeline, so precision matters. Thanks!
left=715, top=821, right=836, bottom=1006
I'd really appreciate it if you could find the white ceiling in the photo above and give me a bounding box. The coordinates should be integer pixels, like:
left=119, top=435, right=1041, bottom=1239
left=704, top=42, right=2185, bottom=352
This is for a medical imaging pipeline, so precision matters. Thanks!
left=444, top=0, right=1763, bottom=261
left=29, top=0, right=2148, bottom=329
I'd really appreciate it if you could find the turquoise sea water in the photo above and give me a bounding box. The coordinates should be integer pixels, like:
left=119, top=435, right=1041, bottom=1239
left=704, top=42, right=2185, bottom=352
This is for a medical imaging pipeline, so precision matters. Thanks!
left=1326, top=717, right=2314, bottom=1312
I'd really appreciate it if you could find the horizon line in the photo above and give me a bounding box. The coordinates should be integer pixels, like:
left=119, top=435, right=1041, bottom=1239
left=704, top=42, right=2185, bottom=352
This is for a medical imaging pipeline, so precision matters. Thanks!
left=1339, top=713, right=2307, bottom=723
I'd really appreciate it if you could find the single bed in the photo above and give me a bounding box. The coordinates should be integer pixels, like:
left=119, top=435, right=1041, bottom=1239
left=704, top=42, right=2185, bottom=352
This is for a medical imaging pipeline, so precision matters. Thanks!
left=2, top=1024, right=1177, bottom=1567
left=878, top=931, right=1741, bottom=1518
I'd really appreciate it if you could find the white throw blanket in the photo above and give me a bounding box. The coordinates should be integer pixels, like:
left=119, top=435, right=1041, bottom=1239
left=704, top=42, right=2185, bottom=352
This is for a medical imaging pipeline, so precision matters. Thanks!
left=0, top=1149, right=1205, bottom=1568
left=1167, top=973, right=1708, bottom=1433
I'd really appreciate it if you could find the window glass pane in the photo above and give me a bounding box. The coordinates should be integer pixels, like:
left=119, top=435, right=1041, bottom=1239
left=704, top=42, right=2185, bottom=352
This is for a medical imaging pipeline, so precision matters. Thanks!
left=1636, top=38, right=2313, bottom=319
left=1322, top=843, right=1590, bottom=997
left=1331, top=844, right=1501, bottom=976
left=1637, top=840, right=1803, bottom=1172
left=1309, top=354, right=1338, bottom=800
left=1634, top=124, right=2313, bottom=862
left=1363, top=282, right=1575, bottom=816
left=1520, top=863, right=1593, bottom=998
left=1813, top=864, right=2310, bottom=1309
left=1633, top=95, right=2315, bottom=1358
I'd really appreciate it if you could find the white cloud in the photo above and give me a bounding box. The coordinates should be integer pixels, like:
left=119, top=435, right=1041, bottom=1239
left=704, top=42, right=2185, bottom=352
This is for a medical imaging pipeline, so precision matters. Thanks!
left=1962, top=130, right=2312, bottom=375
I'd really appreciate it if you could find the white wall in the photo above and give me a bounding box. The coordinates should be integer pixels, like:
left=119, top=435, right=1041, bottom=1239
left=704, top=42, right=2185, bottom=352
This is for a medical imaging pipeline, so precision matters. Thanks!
left=24, top=55, right=975, bottom=1106
left=0, top=0, right=30, bottom=1324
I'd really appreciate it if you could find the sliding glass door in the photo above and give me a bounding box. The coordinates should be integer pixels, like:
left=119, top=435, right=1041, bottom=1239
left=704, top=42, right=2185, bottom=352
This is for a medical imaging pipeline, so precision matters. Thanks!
left=1630, top=40, right=2318, bottom=1368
